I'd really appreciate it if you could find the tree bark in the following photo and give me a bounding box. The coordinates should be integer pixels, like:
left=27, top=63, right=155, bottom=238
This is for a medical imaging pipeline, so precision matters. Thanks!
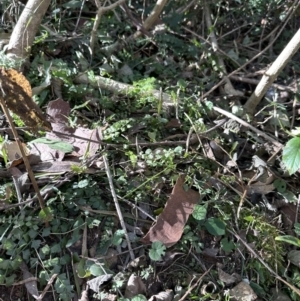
left=6, top=0, right=51, bottom=61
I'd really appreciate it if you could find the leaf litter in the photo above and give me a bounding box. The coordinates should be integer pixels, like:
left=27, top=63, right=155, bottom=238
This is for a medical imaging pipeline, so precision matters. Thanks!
left=2, top=3, right=300, bottom=301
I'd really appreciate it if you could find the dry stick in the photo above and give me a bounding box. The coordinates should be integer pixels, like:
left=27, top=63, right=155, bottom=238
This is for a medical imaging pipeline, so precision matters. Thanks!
left=0, top=101, right=47, bottom=217
left=102, top=154, right=135, bottom=260
left=183, top=0, right=298, bottom=101
left=178, top=267, right=212, bottom=301
left=36, top=273, right=58, bottom=301
left=230, top=74, right=296, bottom=93
left=212, top=106, right=283, bottom=149
left=228, top=229, right=300, bottom=296
left=90, top=0, right=126, bottom=53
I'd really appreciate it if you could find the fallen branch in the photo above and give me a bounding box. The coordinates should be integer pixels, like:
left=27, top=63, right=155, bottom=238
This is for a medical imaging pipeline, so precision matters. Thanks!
left=74, top=73, right=174, bottom=112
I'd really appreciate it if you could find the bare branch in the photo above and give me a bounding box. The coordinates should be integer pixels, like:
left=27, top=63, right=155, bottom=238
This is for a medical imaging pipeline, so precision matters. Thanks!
left=6, top=0, right=51, bottom=61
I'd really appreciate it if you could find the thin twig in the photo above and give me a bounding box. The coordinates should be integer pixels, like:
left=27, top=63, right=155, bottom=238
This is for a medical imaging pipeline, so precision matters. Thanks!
left=212, top=106, right=283, bottom=149
left=36, top=273, right=58, bottom=301
left=178, top=266, right=212, bottom=301
left=0, top=99, right=48, bottom=224
left=90, top=0, right=126, bottom=53
left=102, top=154, right=135, bottom=260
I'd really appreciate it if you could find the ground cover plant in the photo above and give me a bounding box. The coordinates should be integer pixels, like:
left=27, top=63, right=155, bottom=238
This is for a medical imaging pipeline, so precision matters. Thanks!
left=1, top=0, right=300, bottom=300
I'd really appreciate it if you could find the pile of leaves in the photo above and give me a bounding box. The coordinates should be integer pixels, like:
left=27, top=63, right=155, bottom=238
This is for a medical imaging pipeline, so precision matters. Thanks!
left=1, top=0, right=300, bottom=300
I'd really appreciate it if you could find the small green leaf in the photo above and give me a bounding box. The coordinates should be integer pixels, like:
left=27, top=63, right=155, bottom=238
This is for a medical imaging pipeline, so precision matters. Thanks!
left=0, top=259, right=9, bottom=269
left=149, top=241, right=166, bottom=261
left=282, top=137, right=300, bottom=175
left=275, top=235, right=300, bottom=247
left=31, top=240, right=41, bottom=249
left=204, top=218, right=226, bottom=236
left=112, top=230, right=125, bottom=246
left=78, top=179, right=89, bottom=188
left=192, top=204, right=207, bottom=221
left=41, top=244, right=50, bottom=255
left=90, top=264, right=105, bottom=276
left=220, top=237, right=235, bottom=252
left=31, top=137, right=74, bottom=153
left=39, top=207, right=53, bottom=222
left=2, top=239, right=15, bottom=250
left=42, top=228, right=51, bottom=237
left=51, top=243, right=62, bottom=253
left=77, top=258, right=91, bottom=278
left=28, top=229, right=38, bottom=239
left=294, top=223, right=300, bottom=236
left=273, top=179, right=286, bottom=192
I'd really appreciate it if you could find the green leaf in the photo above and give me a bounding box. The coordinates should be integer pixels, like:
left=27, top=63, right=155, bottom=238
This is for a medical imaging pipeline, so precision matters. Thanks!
left=294, top=223, right=300, bottom=236
left=31, top=240, right=41, bottom=249
left=28, top=229, right=38, bottom=239
left=275, top=235, right=300, bottom=247
left=132, top=295, right=147, bottom=301
left=41, top=244, right=50, bottom=255
left=39, top=207, right=53, bottom=222
left=31, top=137, right=74, bottom=153
left=51, top=243, right=62, bottom=253
left=77, top=258, right=91, bottom=278
left=2, top=238, right=15, bottom=250
left=78, top=179, right=89, bottom=188
left=66, top=231, right=81, bottom=247
left=192, top=204, right=207, bottom=221
left=112, top=230, right=125, bottom=246
left=282, top=137, right=300, bottom=175
left=42, top=228, right=51, bottom=237
left=149, top=241, right=166, bottom=261
left=273, top=179, right=286, bottom=192
left=90, top=264, right=105, bottom=276
left=204, top=218, right=226, bottom=236
left=220, top=237, right=235, bottom=252
left=0, top=259, right=9, bottom=269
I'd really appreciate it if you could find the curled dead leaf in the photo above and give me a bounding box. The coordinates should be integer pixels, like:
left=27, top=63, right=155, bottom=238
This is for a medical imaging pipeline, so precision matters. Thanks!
left=141, top=175, right=200, bottom=247
left=0, top=68, right=52, bottom=131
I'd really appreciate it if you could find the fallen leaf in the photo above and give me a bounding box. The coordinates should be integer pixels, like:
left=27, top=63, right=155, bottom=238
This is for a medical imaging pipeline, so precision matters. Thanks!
left=19, top=262, right=39, bottom=300
left=124, top=275, right=146, bottom=298
left=218, top=268, right=239, bottom=285
left=46, top=98, right=102, bottom=156
left=141, top=175, right=200, bottom=247
left=0, top=68, right=52, bottom=131
left=87, top=274, right=113, bottom=293
left=148, top=290, right=174, bottom=301
left=229, top=281, right=257, bottom=301
left=0, top=140, right=29, bottom=162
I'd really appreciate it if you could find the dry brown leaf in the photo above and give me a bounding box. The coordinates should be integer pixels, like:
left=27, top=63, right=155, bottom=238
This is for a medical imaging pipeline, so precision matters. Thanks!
left=248, top=182, right=275, bottom=195
left=46, top=98, right=102, bottom=156
left=141, top=175, right=200, bottom=247
left=19, top=262, right=39, bottom=300
left=0, top=68, right=52, bottom=131
left=218, top=268, right=239, bottom=285
left=229, top=281, right=257, bottom=301
left=0, top=140, right=29, bottom=162
left=124, top=275, right=146, bottom=298
left=148, top=290, right=174, bottom=301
